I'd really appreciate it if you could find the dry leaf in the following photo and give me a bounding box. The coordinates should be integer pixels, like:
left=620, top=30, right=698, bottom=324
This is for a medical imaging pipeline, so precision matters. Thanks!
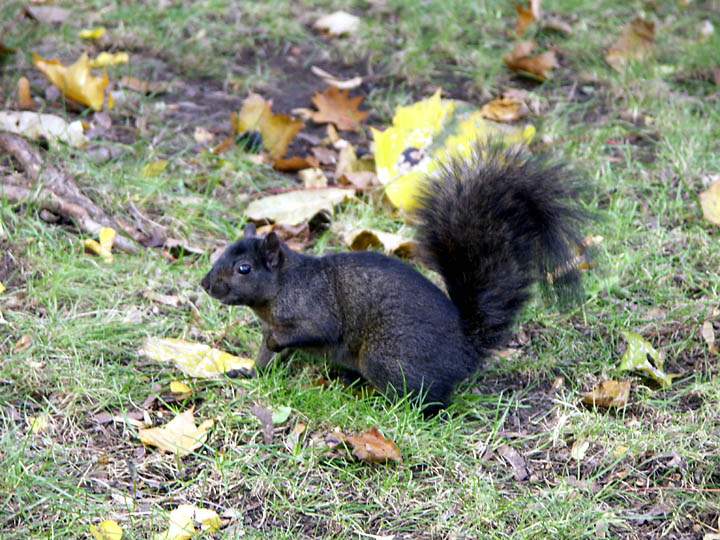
left=311, top=146, right=337, bottom=165
left=504, top=41, right=558, bottom=81
left=79, top=27, right=107, bottom=40
left=340, top=171, right=379, bottom=192
left=274, top=156, right=320, bottom=172
left=701, top=321, right=717, bottom=354
left=193, top=126, right=214, bottom=145
left=143, top=290, right=183, bottom=307
left=314, top=11, right=360, bottom=36
left=606, top=18, right=655, bottom=72
left=345, top=229, right=418, bottom=258
left=0, top=282, right=5, bottom=294
left=90, top=520, right=123, bottom=540
left=13, top=334, right=32, bottom=353
left=233, top=94, right=304, bottom=159
left=582, top=380, right=631, bottom=408
left=251, top=404, right=274, bottom=444
left=311, top=65, right=363, bottom=90
left=170, top=381, right=193, bottom=395
left=245, top=187, right=355, bottom=226
left=90, top=52, right=129, bottom=68
left=334, top=427, right=402, bottom=464
left=255, top=223, right=311, bottom=251
left=142, top=160, right=168, bottom=177
left=33, top=53, right=110, bottom=111
left=480, top=97, right=529, bottom=122
left=497, top=444, right=529, bottom=481
left=700, top=180, right=720, bottom=225
left=0, top=111, right=87, bottom=148
left=571, top=439, right=590, bottom=461
left=285, top=422, right=307, bottom=452
left=138, top=408, right=213, bottom=456
left=84, top=227, right=116, bottom=263
left=17, top=77, right=36, bottom=110
left=24, top=5, right=69, bottom=24
left=154, top=504, right=221, bottom=540
left=28, top=413, right=50, bottom=434
left=119, top=76, right=170, bottom=94
left=298, top=168, right=328, bottom=188
left=619, top=331, right=672, bottom=388
left=543, top=16, right=573, bottom=35
left=311, top=87, right=369, bottom=131
left=140, top=337, right=255, bottom=378
left=515, top=4, right=537, bottom=37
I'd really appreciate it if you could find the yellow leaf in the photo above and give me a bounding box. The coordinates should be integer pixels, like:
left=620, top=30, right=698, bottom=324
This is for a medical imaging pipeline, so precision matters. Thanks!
left=581, top=380, right=631, bottom=408
left=154, top=505, right=221, bottom=540
left=90, top=52, right=129, bottom=68
left=142, top=159, right=168, bottom=177
left=139, top=337, right=255, bottom=378
left=700, top=180, right=720, bottom=225
left=233, top=94, right=304, bottom=160
left=170, top=381, right=193, bottom=395
left=138, top=408, right=212, bottom=457
left=480, top=97, right=530, bottom=123
left=0, top=282, right=5, bottom=294
left=28, top=413, right=50, bottom=434
left=33, top=52, right=109, bottom=111
left=84, top=227, right=116, bottom=262
left=90, top=520, right=123, bottom=540
left=79, top=27, right=107, bottom=40
left=619, top=331, right=673, bottom=388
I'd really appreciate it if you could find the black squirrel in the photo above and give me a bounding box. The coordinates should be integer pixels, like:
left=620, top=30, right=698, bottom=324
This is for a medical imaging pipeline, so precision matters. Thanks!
left=201, top=145, right=589, bottom=412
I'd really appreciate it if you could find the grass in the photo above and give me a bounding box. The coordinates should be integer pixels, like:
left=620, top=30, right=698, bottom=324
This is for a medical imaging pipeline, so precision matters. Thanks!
left=1, top=0, right=720, bottom=538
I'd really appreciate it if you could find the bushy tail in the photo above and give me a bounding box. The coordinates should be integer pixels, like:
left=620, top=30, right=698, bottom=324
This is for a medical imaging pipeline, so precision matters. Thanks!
left=415, top=145, right=590, bottom=356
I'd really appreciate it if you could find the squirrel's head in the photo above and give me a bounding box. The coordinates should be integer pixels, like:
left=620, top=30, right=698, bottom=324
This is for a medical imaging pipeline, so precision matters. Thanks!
left=201, top=224, right=284, bottom=306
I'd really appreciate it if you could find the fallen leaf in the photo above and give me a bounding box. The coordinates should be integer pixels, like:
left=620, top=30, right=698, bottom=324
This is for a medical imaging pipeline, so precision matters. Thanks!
left=496, top=444, right=529, bottom=480
left=271, top=406, right=292, bottom=425
left=480, top=97, right=529, bottom=122
left=84, top=227, right=116, bottom=263
left=143, top=290, right=183, bottom=308
left=79, top=27, right=107, bottom=40
left=311, top=87, right=369, bottom=131
left=605, top=18, right=655, bottom=72
left=119, top=76, right=170, bottom=94
left=193, top=126, right=214, bottom=145
left=619, top=331, right=672, bottom=388
left=515, top=3, right=537, bottom=37
left=170, top=381, right=193, bottom=395
left=245, top=187, right=355, bottom=226
left=0, top=111, right=87, bottom=148
left=504, top=41, right=559, bottom=81
left=139, top=337, right=255, bottom=378
left=142, top=160, right=168, bottom=177
left=90, top=520, right=123, bottom=540
left=334, top=143, right=374, bottom=179
left=13, top=335, right=32, bottom=353
left=163, top=238, right=205, bottom=258
left=582, top=380, right=631, bottom=408
left=251, top=404, right=274, bottom=444
left=0, top=282, right=5, bottom=294
left=543, top=16, right=573, bottom=35
left=340, top=171, right=379, bottom=192
left=335, top=427, right=402, bottom=464
left=28, top=413, right=50, bottom=434
left=17, top=77, right=36, bottom=110
left=314, top=11, right=361, bottom=36
left=571, top=439, right=590, bottom=461
left=255, top=223, right=311, bottom=251
left=311, top=146, right=337, bottom=165
left=311, top=65, right=363, bottom=90
left=90, top=52, right=130, bottom=68
left=285, top=422, right=307, bottom=452
left=233, top=94, right=304, bottom=160
left=33, top=53, right=110, bottom=111
left=24, top=5, right=69, bottom=24
left=154, top=504, right=221, bottom=540
left=298, top=167, right=328, bottom=188
left=138, top=408, right=212, bottom=456
left=701, top=321, right=717, bottom=354
left=345, top=229, right=418, bottom=258
left=700, top=180, right=720, bottom=225
left=274, top=156, right=320, bottom=173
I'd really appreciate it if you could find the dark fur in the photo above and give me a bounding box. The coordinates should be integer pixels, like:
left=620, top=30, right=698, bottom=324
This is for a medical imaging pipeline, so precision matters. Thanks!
left=201, top=146, right=588, bottom=411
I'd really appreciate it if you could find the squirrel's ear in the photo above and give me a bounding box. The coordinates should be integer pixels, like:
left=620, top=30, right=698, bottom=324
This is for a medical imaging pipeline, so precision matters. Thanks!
left=262, top=232, right=283, bottom=269
left=243, top=223, right=257, bottom=238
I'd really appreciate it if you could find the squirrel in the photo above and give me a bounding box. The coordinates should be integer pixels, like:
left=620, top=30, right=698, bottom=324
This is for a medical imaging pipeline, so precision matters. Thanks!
left=201, top=145, right=589, bottom=413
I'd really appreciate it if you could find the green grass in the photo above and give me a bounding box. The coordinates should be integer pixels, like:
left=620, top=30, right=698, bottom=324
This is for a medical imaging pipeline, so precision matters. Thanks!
left=2, top=0, right=720, bottom=538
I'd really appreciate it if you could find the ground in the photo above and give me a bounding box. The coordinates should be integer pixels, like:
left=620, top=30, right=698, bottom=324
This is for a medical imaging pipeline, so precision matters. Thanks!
left=1, top=0, right=720, bottom=538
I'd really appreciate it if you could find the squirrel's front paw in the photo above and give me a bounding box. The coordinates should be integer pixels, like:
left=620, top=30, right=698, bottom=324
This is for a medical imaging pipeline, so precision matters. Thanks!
left=265, top=333, right=283, bottom=352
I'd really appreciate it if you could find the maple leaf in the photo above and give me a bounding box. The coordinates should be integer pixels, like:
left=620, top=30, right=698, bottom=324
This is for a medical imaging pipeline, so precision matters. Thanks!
left=311, top=87, right=369, bottom=131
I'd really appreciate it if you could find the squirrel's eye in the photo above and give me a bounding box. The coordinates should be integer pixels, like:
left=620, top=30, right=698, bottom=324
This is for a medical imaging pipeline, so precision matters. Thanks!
left=236, top=263, right=252, bottom=275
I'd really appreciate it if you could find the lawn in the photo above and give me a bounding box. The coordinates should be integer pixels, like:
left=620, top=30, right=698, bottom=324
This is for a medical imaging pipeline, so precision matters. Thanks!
left=1, top=0, right=719, bottom=538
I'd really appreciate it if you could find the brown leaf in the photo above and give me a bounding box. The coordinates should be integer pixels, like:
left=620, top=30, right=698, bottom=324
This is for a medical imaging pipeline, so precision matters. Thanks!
left=13, top=335, right=32, bottom=353
left=701, top=321, right=717, bottom=354
left=700, top=180, right=720, bottom=226
left=504, top=41, right=558, bottom=81
left=311, top=87, right=369, bottom=131
left=497, top=444, right=529, bottom=481
left=257, top=223, right=311, bottom=251
left=17, top=77, right=36, bottom=110
left=605, top=18, right=655, bottom=72
left=273, top=155, right=320, bottom=172
left=233, top=94, right=304, bottom=159
left=251, top=404, right=274, bottom=444
left=345, top=229, right=418, bottom=258
left=311, top=146, right=338, bottom=165
left=515, top=4, right=537, bottom=37
left=581, top=380, right=631, bottom=408
left=480, top=97, right=529, bottom=122
left=119, top=76, right=170, bottom=95
left=340, top=171, right=379, bottom=192
left=298, top=167, right=328, bottom=189
left=542, top=15, right=573, bottom=35
left=343, top=427, right=402, bottom=464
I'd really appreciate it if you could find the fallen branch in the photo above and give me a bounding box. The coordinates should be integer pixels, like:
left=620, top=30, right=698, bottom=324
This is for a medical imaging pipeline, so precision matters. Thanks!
left=0, top=132, right=140, bottom=253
